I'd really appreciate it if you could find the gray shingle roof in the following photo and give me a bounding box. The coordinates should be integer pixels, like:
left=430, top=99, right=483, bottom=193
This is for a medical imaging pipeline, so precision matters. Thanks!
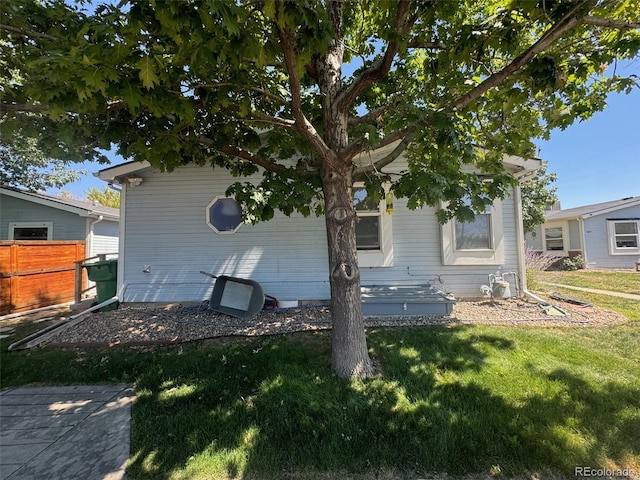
left=546, top=196, right=640, bottom=221
left=1, top=186, right=119, bottom=220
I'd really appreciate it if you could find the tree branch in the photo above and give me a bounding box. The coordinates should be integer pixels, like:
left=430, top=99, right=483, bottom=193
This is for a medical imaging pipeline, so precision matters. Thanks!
left=246, top=112, right=295, bottom=129
left=344, top=128, right=408, bottom=165
left=407, top=40, right=447, bottom=50
left=583, top=15, right=640, bottom=29
left=348, top=102, right=394, bottom=127
left=356, top=0, right=609, bottom=177
left=353, top=126, right=420, bottom=178
left=195, top=134, right=288, bottom=175
left=0, top=23, right=57, bottom=42
left=1, top=103, right=49, bottom=117
left=275, top=4, right=330, bottom=159
left=188, top=82, right=288, bottom=104
left=451, top=0, right=597, bottom=112
left=337, top=0, right=414, bottom=113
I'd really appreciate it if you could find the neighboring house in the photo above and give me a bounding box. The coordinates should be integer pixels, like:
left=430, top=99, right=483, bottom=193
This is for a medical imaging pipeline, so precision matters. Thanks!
left=526, top=196, right=640, bottom=270
left=96, top=144, right=543, bottom=308
left=0, top=186, right=120, bottom=257
left=1, top=187, right=120, bottom=313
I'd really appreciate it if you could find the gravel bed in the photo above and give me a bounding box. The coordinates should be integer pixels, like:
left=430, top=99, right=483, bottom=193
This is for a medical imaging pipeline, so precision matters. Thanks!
left=44, top=297, right=629, bottom=347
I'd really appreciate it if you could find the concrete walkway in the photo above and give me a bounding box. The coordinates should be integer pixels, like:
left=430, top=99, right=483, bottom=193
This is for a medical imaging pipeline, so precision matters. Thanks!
left=542, top=282, right=640, bottom=301
left=0, top=384, right=134, bottom=480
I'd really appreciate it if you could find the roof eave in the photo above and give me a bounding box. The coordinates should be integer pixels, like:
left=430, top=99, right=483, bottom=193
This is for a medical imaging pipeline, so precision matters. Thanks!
left=95, top=160, right=152, bottom=184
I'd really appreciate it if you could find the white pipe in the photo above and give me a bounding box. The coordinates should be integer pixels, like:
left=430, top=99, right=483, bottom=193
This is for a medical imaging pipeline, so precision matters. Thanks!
left=512, top=181, right=551, bottom=304
left=513, top=183, right=528, bottom=296
left=6, top=298, right=118, bottom=351
left=87, top=214, right=104, bottom=260
left=578, top=217, right=588, bottom=266
left=0, top=302, right=74, bottom=322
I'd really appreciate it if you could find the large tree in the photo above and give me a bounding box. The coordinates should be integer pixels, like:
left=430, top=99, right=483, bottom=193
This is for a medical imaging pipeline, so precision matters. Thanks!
left=2, top=0, right=639, bottom=378
left=0, top=131, right=86, bottom=191
left=521, top=166, right=558, bottom=233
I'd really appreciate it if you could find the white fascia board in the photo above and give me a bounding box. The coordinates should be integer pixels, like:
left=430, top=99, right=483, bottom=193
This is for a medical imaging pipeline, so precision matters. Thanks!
left=352, top=141, right=544, bottom=178
left=502, top=155, right=545, bottom=179
left=95, top=161, right=152, bottom=183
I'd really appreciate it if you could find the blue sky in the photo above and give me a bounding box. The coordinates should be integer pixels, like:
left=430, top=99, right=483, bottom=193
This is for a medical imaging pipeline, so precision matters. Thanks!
left=53, top=67, right=640, bottom=211
left=534, top=63, right=640, bottom=209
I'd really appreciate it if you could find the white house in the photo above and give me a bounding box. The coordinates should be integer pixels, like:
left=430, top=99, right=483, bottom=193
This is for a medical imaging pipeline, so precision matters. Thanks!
left=526, top=196, right=640, bottom=270
left=97, top=144, right=543, bottom=311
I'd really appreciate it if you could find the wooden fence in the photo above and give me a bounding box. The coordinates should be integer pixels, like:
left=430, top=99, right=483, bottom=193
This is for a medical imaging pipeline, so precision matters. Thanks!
left=0, top=241, right=86, bottom=315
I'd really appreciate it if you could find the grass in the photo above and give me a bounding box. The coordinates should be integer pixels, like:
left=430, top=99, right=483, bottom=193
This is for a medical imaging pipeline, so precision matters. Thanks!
left=531, top=269, right=640, bottom=322
left=533, top=269, right=640, bottom=296
left=1, top=269, right=639, bottom=479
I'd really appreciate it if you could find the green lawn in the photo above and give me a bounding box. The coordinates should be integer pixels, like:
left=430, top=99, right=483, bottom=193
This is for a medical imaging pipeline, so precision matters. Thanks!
left=534, top=269, right=640, bottom=296
left=532, top=269, right=640, bottom=322
left=1, top=268, right=639, bottom=479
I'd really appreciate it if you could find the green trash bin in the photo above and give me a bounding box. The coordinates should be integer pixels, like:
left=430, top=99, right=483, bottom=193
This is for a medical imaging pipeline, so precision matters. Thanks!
left=84, top=259, right=118, bottom=311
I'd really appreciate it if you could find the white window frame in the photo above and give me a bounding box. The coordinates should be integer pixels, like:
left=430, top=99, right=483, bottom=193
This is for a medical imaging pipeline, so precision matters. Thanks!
left=206, top=196, right=243, bottom=235
left=441, top=200, right=504, bottom=266
left=9, top=222, right=53, bottom=240
left=542, top=222, right=569, bottom=256
left=354, top=183, right=393, bottom=267
left=607, top=220, right=640, bottom=255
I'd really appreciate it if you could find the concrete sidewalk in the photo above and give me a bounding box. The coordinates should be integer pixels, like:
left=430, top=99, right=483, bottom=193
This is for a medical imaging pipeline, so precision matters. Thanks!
left=0, top=384, right=134, bottom=480
left=542, top=282, right=640, bottom=301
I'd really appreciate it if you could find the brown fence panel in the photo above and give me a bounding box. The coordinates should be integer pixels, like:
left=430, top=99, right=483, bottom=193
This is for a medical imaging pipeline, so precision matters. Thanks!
left=0, top=241, right=86, bottom=314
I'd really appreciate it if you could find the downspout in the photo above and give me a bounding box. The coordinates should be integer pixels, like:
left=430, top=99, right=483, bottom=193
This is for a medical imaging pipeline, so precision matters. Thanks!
left=578, top=216, right=588, bottom=267
left=109, top=182, right=127, bottom=302
left=513, top=171, right=549, bottom=304
left=87, top=215, right=104, bottom=258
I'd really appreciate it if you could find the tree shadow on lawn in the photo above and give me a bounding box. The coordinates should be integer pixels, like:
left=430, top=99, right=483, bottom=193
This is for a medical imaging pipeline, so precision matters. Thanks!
left=126, top=326, right=639, bottom=479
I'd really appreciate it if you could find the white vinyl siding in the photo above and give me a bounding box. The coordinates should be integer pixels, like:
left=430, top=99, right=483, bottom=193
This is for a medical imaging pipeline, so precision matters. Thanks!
left=91, top=220, right=120, bottom=256
left=1, top=195, right=85, bottom=240
left=582, top=203, right=640, bottom=268
left=118, top=162, right=523, bottom=302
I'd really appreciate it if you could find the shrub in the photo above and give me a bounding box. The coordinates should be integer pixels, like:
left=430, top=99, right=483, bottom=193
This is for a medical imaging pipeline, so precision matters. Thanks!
left=561, top=254, right=586, bottom=271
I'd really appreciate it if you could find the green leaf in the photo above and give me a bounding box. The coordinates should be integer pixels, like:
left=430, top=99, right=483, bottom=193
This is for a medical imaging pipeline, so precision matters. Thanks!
left=137, top=56, right=160, bottom=89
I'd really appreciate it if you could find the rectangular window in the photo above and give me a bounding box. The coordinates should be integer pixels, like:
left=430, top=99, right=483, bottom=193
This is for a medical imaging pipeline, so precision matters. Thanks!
left=454, top=207, right=491, bottom=250
left=608, top=220, right=640, bottom=255
left=353, top=184, right=393, bottom=267
left=353, top=187, right=381, bottom=251
left=9, top=222, right=53, bottom=240
left=442, top=199, right=504, bottom=266
left=614, top=222, right=639, bottom=248
left=544, top=226, right=564, bottom=251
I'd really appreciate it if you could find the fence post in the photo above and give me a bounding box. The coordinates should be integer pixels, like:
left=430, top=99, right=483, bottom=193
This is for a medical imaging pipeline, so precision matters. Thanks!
left=74, top=261, right=83, bottom=304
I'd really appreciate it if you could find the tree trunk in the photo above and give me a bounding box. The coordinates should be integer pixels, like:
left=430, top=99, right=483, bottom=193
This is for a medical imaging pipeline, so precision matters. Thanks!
left=322, top=164, right=376, bottom=379
left=313, top=0, right=375, bottom=379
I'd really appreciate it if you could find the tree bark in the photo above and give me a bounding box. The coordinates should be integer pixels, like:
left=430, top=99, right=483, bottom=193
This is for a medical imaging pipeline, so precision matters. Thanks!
left=312, top=1, right=376, bottom=379
left=322, top=164, right=376, bottom=379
